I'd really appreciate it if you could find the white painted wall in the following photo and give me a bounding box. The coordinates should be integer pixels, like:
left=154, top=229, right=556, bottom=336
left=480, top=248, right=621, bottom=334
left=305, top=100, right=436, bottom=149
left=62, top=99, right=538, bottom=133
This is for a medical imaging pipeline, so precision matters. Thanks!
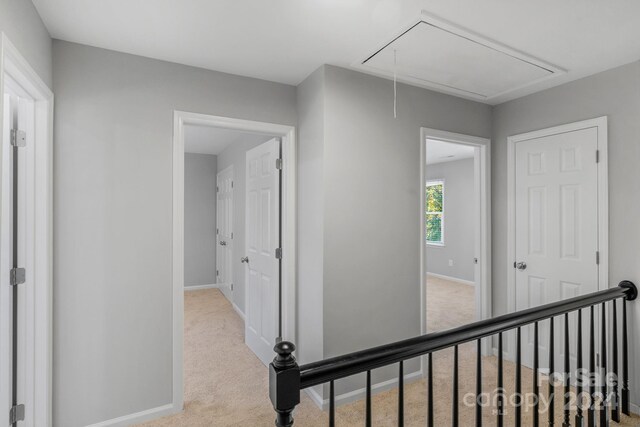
left=51, top=40, right=296, bottom=426
left=184, top=153, right=217, bottom=287
left=492, top=60, right=640, bottom=407
left=426, top=158, right=475, bottom=282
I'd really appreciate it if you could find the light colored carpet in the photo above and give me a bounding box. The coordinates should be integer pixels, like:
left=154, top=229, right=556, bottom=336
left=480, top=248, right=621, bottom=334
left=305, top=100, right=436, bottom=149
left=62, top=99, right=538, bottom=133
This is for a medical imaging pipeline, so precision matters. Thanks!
left=426, top=275, right=475, bottom=333
left=137, top=289, right=639, bottom=427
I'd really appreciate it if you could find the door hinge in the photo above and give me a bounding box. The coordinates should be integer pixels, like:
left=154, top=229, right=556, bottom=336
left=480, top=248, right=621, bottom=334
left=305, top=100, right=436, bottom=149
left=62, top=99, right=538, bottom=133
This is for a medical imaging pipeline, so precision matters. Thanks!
left=216, top=269, right=219, bottom=276
left=10, top=129, right=26, bottom=147
left=231, top=232, right=233, bottom=239
left=216, top=228, right=219, bottom=235
left=9, top=404, right=25, bottom=423
left=216, top=186, right=219, bottom=192
left=231, top=181, right=234, bottom=188
left=596, top=150, right=600, bottom=163
left=230, top=283, right=234, bottom=291
left=275, top=158, right=283, bottom=170
left=596, top=251, right=600, bottom=265
left=275, top=248, right=282, bottom=259
left=10, top=268, right=25, bottom=286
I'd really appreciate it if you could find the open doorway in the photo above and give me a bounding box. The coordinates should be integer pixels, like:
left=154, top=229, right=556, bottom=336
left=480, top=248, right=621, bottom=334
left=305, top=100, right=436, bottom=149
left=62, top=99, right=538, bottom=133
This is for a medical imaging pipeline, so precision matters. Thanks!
left=419, top=128, right=491, bottom=350
left=171, top=111, right=297, bottom=415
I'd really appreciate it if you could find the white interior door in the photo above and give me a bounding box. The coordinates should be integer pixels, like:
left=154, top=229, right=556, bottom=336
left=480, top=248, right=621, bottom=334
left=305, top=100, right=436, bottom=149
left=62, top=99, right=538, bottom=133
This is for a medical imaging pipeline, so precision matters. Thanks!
left=216, top=166, right=234, bottom=301
left=515, top=126, right=600, bottom=371
left=244, top=138, right=281, bottom=366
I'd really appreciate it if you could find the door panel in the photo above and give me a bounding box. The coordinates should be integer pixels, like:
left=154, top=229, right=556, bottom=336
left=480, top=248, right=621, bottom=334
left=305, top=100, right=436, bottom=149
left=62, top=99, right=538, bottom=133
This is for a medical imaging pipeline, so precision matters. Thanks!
left=515, top=127, right=599, bottom=372
left=245, top=138, right=280, bottom=366
left=216, top=166, right=233, bottom=301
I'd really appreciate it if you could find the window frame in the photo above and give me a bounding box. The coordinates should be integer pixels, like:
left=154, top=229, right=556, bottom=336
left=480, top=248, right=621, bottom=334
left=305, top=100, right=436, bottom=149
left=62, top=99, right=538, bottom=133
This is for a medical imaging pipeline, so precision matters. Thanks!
left=425, top=179, right=445, bottom=246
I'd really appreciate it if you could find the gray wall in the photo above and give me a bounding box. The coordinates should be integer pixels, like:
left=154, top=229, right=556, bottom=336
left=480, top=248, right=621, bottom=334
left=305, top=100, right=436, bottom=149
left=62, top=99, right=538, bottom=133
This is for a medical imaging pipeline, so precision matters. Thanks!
left=185, top=153, right=217, bottom=287
left=318, top=65, right=492, bottom=395
left=426, top=158, right=475, bottom=282
left=492, top=60, right=640, bottom=405
left=296, top=66, right=325, bottom=375
left=0, top=0, right=52, bottom=87
left=216, top=136, right=270, bottom=312
left=52, top=40, right=296, bottom=426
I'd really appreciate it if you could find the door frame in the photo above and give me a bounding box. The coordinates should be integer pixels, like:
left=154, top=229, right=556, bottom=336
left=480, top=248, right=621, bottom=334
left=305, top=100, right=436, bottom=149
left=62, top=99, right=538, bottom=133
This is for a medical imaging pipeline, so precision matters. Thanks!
left=215, top=164, right=234, bottom=302
left=0, top=33, right=54, bottom=426
left=506, top=116, right=608, bottom=358
left=419, top=128, right=492, bottom=356
left=172, top=110, right=296, bottom=412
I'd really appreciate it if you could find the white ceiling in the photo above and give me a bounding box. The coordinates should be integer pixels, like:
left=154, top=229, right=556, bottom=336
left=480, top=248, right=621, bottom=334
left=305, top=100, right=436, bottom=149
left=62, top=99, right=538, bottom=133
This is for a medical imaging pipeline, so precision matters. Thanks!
left=33, top=0, right=640, bottom=104
left=184, top=125, right=271, bottom=155
left=426, top=139, right=475, bottom=165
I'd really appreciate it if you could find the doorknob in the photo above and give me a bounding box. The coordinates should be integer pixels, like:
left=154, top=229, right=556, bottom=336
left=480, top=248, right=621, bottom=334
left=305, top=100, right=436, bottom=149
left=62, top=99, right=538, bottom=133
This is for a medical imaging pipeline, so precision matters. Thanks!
left=220, top=241, right=227, bottom=246
left=240, top=256, right=249, bottom=263
left=514, top=261, right=527, bottom=270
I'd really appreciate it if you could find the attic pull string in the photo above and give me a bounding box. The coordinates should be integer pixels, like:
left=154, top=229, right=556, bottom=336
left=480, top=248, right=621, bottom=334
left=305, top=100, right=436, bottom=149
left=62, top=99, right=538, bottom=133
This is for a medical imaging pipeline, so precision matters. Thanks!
left=393, top=49, right=397, bottom=118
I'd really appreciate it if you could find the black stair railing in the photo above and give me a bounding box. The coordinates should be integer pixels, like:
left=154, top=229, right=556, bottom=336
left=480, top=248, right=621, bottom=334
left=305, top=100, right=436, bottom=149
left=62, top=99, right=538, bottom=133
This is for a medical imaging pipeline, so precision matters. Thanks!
left=270, top=281, right=637, bottom=427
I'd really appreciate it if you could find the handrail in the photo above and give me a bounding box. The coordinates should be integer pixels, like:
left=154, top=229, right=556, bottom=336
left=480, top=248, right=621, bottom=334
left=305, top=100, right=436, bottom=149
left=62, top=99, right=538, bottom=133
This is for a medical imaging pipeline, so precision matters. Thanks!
left=299, top=281, right=637, bottom=388
left=269, top=280, right=637, bottom=427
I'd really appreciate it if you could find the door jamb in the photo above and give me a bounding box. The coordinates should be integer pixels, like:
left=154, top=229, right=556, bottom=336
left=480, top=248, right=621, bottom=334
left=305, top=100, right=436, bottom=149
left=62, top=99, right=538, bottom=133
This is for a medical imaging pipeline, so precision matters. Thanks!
left=0, top=33, right=54, bottom=426
left=419, top=128, right=492, bottom=358
left=172, top=110, right=296, bottom=413
left=506, top=116, right=608, bottom=359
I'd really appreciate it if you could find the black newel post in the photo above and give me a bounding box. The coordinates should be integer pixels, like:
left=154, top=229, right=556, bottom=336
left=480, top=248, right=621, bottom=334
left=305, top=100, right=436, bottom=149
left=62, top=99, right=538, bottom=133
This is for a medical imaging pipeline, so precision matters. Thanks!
left=270, top=341, right=301, bottom=427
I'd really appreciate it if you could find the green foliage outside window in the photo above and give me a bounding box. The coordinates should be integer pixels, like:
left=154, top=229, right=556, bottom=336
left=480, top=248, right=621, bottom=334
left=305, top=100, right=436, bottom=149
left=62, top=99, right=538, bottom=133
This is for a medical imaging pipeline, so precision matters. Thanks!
left=426, top=182, right=443, bottom=244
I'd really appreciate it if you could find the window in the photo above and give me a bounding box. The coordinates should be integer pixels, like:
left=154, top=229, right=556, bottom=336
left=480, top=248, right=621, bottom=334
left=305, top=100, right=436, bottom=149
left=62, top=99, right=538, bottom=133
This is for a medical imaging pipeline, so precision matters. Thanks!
left=425, top=180, right=444, bottom=245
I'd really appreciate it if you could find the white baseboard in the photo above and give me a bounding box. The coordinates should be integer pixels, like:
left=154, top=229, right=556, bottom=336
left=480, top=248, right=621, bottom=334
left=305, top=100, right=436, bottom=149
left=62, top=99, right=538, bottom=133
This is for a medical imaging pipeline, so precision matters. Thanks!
left=86, top=403, right=179, bottom=427
left=232, top=302, right=245, bottom=321
left=427, top=272, right=474, bottom=286
left=184, top=283, right=218, bottom=291
left=305, top=369, right=423, bottom=411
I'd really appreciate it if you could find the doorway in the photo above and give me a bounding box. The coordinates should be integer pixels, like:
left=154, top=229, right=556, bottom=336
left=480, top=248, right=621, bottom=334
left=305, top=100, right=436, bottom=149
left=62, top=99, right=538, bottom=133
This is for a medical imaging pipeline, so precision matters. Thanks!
left=173, top=111, right=296, bottom=412
left=419, top=128, right=491, bottom=353
left=506, top=117, right=608, bottom=370
left=0, top=34, right=53, bottom=426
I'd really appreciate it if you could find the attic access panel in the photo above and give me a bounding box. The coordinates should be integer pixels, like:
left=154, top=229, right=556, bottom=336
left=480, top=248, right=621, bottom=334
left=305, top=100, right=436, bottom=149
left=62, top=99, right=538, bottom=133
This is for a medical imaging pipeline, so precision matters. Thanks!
left=360, top=20, right=563, bottom=101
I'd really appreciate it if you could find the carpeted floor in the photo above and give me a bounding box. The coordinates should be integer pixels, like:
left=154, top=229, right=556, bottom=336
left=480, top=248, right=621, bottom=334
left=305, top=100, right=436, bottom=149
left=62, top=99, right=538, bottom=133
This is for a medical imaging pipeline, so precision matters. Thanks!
left=137, top=288, right=639, bottom=427
left=426, top=275, right=475, bottom=332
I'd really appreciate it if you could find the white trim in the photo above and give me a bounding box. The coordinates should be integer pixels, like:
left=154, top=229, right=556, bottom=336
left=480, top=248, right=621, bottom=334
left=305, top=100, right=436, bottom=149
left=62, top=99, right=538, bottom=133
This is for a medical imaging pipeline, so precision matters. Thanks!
left=184, top=284, right=219, bottom=291
left=0, top=33, right=53, bottom=427
left=420, top=128, right=492, bottom=359
left=172, top=111, right=296, bottom=416
left=506, top=117, right=608, bottom=360
left=232, top=303, right=246, bottom=321
left=426, top=272, right=474, bottom=287
left=306, top=370, right=424, bottom=411
left=351, top=11, right=566, bottom=104
left=85, top=403, right=176, bottom=427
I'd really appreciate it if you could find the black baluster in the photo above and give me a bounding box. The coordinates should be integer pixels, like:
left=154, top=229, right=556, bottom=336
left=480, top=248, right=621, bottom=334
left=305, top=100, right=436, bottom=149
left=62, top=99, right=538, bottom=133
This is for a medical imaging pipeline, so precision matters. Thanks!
left=497, top=333, right=503, bottom=427
left=611, top=300, right=620, bottom=423
left=563, top=313, right=570, bottom=427
left=428, top=353, right=434, bottom=427
left=476, top=339, right=482, bottom=427
left=588, top=306, right=595, bottom=427
left=329, top=380, right=335, bottom=427
left=452, top=347, right=458, bottom=427
left=366, top=370, right=371, bottom=427
left=269, top=342, right=300, bottom=427
left=534, top=322, right=540, bottom=427
left=600, top=303, right=608, bottom=427
left=622, top=299, right=630, bottom=416
left=516, top=327, right=522, bottom=427
left=575, top=309, right=584, bottom=427
left=549, top=317, right=555, bottom=426
left=399, top=361, right=404, bottom=427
